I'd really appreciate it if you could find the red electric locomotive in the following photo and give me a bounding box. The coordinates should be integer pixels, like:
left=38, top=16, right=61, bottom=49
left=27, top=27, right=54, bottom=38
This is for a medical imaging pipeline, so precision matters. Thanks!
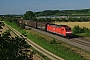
left=46, top=24, right=72, bottom=37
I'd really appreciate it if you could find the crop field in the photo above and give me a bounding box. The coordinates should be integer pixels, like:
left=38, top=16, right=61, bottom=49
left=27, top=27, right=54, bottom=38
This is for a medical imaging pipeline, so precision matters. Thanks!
left=55, top=22, right=90, bottom=29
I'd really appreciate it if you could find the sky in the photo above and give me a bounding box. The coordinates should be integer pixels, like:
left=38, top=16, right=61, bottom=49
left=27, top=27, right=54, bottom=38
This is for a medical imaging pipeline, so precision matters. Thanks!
left=0, top=0, right=90, bottom=15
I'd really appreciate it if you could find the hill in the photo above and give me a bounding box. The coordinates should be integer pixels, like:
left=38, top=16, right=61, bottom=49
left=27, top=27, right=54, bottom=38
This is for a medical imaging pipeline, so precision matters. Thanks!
left=34, top=9, right=90, bottom=16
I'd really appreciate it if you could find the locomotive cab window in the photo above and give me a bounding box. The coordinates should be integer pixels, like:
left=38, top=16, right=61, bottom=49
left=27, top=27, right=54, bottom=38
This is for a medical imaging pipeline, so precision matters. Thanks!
left=66, top=27, right=71, bottom=31
left=62, top=29, right=64, bottom=31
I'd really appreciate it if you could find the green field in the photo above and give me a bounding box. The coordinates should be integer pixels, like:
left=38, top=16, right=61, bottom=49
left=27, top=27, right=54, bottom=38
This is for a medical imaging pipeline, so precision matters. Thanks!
left=4, top=20, right=88, bottom=60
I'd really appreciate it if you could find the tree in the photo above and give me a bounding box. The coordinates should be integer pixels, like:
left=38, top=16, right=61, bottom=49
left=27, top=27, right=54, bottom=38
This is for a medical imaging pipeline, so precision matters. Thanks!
left=73, top=25, right=80, bottom=34
left=0, top=17, right=4, bottom=21
left=23, top=11, right=36, bottom=20
left=0, top=31, right=32, bottom=60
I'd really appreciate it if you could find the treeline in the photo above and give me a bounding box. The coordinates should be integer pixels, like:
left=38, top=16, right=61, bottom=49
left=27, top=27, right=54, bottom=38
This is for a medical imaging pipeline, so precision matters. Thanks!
left=22, top=10, right=90, bottom=22
left=1, top=10, right=90, bottom=22
left=22, top=11, right=90, bottom=22
left=37, top=17, right=90, bottom=22
left=3, top=16, right=90, bottom=23
left=35, top=9, right=90, bottom=16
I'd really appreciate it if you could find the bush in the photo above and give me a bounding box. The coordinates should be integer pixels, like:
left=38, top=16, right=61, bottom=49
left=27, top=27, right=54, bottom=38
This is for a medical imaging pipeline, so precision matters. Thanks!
left=50, top=39, right=56, bottom=44
left=73, top=25, right=90, bottom=37
left=73, top=25, right=86, bottom=34
left=73, top=25, right=80, bottom=34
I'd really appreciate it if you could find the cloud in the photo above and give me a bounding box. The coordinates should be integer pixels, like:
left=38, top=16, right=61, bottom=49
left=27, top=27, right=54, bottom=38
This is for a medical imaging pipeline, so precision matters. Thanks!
left=28, top=1, right=34, bottom=4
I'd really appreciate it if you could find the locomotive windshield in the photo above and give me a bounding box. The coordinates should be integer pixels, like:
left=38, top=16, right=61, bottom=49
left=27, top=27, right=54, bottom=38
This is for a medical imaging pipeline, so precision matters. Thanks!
left=60, top=25, right=71, bottom=31
left=66, top=27, right=71, bottom=31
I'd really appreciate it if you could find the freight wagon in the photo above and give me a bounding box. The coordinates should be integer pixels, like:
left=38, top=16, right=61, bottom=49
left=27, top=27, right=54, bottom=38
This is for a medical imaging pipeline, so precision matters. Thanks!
left=37, top=22, right=48, bottom=31
left=29, top=21, right=37, bottom=28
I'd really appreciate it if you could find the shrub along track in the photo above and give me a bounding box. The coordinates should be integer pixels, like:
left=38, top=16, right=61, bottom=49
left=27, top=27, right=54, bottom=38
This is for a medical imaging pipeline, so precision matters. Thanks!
left=30, top=27, right=90, bottom=52
left=4, top=22, right=64, bottom=60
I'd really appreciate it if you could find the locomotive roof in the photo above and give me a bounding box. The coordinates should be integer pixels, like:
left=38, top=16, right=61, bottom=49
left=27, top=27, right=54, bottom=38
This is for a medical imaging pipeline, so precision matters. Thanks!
left=49, top=24, right=69, bottom=27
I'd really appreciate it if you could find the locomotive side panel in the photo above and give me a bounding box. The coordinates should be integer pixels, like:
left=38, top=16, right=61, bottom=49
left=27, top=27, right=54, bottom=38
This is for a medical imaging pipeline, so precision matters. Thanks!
left=56, top=27, right=66, bottom=36
left=47, top=24, right=57, bottom=33
left=47, top=24, right=66, bottom=36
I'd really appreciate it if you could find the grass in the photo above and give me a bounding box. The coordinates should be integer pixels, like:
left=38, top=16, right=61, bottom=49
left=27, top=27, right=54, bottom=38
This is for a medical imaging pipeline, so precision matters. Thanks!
left=4, top=20, right=86, bottom=60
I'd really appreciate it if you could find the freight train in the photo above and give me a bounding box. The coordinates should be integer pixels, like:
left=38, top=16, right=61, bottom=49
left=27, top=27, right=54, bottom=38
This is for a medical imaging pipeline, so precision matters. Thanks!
left=18, top=19, right=72, bottom=37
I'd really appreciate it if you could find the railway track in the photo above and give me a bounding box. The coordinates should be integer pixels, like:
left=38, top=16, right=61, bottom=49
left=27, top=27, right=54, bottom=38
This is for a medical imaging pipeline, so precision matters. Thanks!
left=4, top=23, right=64, bottom=60
left=70, top=38, right=90, bottom=47
left=72, top=38, right=90, bottom=47
left=76, top=37, right=90, bottom=43
left=30, top=27, right=90, bottom=52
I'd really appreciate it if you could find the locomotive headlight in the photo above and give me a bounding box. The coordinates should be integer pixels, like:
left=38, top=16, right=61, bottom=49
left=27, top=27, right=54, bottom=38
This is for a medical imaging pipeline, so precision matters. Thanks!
left=66, top=32, right=72, bottom=33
